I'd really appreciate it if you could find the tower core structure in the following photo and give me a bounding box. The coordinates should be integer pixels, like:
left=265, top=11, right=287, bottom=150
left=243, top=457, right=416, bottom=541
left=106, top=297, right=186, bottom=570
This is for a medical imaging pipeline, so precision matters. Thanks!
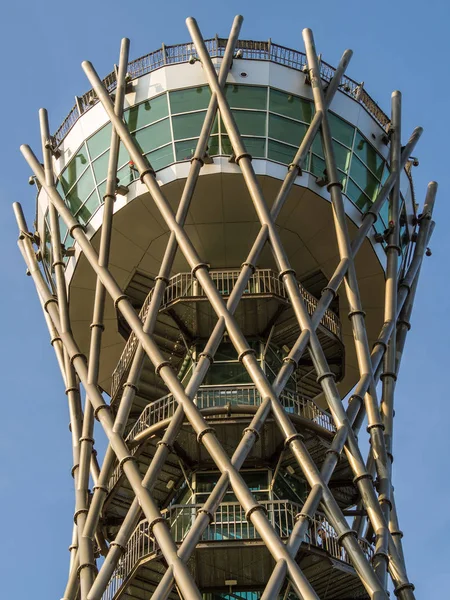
left=16, top=15, right=437, bottom=600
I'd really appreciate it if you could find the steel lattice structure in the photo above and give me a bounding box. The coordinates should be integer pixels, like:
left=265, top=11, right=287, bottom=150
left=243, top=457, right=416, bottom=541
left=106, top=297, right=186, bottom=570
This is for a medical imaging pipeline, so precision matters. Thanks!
left=15, top=15, right=437, bottom=600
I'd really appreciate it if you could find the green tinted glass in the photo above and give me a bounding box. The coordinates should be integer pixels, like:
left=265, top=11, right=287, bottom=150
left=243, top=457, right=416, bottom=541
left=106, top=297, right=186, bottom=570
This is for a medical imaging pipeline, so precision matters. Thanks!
left=311, top=133, right=324, bottom=158
left=56, top=180, right=66, bottom=200
left=58, top=216, right=68, bottom=242
left=225, top=85, right=267, bottom=110
left=311, top=155, right=326, bottom=178
left=175, top=139, right=198, bottom=161
left=221, top=135, right=265, bottom=158
left=333, top=140, right=352, bottom=172
left=75, top=191, right=100, bottom=225
left=65, top=167, right=95, bottom=214
left=92, top=150, right=110, bottom=183
left=269, top=89, right=313, bottom=122
left=268, top=140, right=296, bottom=165
left=117, top=142, right=131, bottom=168
left=268, top=114, right=307, bottom=146
left=146, top=143, right=174, bottom=170
left=172, top=111, right=206, bottom=140
left=243, top=137, right=266, bottom=158
left=350, top=156, right=379, bottom=200
left=347, top=179, right=370, bottom=211
left=169, top=86, right=211, bottom=114
left=230, top=110, right=266, bottom=136
left=329, top=112, right=354, bottom=147
left=354, top=132, right=384, bottom=178
left=60, top=144, right=89, bottom=192
left=87, top=123, right=112, bottom=159
left=208, top=135, right=220, bottom=155
left=125, top=94, right=169, bottom=131
left=133, top=118, right=171, bottom=154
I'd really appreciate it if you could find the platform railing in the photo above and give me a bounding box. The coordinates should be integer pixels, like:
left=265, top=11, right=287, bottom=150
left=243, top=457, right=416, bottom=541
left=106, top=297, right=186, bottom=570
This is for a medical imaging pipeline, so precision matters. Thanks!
left=102, top=500, right=373, bottom=600
left=126, top=384, right=336, bottom=444
left=110, top=269, right=342, bottom=398
left=107, top=385, right=335, bottom=492
left=54, top=38, right=389, bottom=146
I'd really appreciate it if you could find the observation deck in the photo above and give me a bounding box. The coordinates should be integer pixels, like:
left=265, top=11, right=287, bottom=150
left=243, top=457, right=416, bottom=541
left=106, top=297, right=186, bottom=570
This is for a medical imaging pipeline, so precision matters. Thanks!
left=34, top=37, right=417, bottom=403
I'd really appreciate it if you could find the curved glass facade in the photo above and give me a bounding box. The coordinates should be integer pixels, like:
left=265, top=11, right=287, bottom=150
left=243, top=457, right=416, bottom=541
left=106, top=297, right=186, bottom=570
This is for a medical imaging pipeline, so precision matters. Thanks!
left=44, top=84, right=408, bottom=264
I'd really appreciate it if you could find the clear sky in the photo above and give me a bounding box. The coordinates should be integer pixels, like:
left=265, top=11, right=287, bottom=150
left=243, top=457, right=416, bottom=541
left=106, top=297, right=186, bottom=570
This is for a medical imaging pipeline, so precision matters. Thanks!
left=0, top=0, right=448, bottom=598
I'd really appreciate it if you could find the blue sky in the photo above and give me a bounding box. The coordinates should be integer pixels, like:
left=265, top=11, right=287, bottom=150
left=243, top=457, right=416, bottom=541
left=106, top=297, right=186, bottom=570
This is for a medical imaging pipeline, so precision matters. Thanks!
left=0, top=0, right=448, bottom=597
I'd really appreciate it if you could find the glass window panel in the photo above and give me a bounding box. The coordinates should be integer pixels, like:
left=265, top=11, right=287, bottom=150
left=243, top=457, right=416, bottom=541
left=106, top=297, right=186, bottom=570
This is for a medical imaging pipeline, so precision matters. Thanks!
left=221, top=135, right=232, bottom=155
left=221, top=135, right=265, bottom=158
left=347, top=179, right=371, bottom=212
left=118, top=142, right=131, bottom=168
left=92, top=150, right=110, bottom=183
left=56, top=180, right=66, bottom=200
left=311, top=155, right=326, bottom=178
left=208, top=135, right=220, bottom=156
left=333, top=140, right=351, bottom=173
left=65, top=167, right=95, bottom=214
left=354, top=132, right=384, bottom=178
left=329, top=113, right=354, bottom=147
left=268, top=114, right=307, bottom=146
left=311, top=133, right=324, bottom=158
left=269, top=88, right=313, bottom=122
left=175, top=139, right=198, bottom=161
left=221, top=110, right=266, bottom=137
left=74, top=191, right=100, bottom=225
left=87, top=123, right=112, bottom=160
left=60, top=144, right=89, bottom=192
left=225, top=85, right=267, bottom=110
left=381, top=164, right=389, bottom=184
left=379, top=200, right=389, bottom=226
left=169, top=86, right=211, bottom=114
left=243, top=137, right=266, bottom=158
left=268, top=140, right=296, bottom=165
left=350, top=155, right=379, bottom=200
left=172, top=111, right=206, bottom=140
left=133, top=118, right=171, bottom=154
left=58, top=216, right=68, bottom=242
left=113, top=163, right=139, bottom=191
left=203, top=362, right=252, bottom=385
left=146, top=143, right=174, bottom=170
left=125, top=94, right=169, bottom=131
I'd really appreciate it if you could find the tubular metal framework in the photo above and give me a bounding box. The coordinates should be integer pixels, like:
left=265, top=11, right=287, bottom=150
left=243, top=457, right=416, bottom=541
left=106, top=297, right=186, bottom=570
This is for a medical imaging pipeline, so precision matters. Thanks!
left=15, top=15, right=437, bottom=600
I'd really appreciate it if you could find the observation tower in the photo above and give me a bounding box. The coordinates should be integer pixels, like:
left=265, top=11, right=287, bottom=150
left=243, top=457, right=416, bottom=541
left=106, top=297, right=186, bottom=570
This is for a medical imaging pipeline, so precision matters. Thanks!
left=15, top=15, right=437, bottom=600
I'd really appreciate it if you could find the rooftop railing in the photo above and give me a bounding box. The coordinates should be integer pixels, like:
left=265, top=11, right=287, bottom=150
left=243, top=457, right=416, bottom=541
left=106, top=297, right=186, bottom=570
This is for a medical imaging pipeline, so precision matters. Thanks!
left=102, top=500, right=373, bottom=600
left=54, top=37, right=389, bottom=147
left=110, top=269, right=342, bottom=399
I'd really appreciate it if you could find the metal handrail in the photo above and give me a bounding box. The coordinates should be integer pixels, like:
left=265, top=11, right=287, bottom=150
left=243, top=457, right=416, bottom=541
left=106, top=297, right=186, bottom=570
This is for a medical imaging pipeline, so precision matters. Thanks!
left=102, top=500, right=373, bottom=600
left=110, top=268, right=342, bottom=398
left=54, top=37, right=389, bottom=146
left=126, top=384, right=336, bottom=443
